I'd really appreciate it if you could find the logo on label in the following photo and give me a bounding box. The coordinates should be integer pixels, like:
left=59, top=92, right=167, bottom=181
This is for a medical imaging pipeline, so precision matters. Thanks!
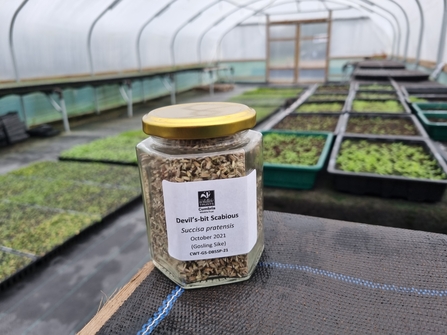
left=198, top=190, right=215, bottom=207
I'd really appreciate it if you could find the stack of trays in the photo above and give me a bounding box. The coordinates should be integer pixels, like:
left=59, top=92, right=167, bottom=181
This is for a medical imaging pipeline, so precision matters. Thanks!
left=0, top=112, right=29, bottom=144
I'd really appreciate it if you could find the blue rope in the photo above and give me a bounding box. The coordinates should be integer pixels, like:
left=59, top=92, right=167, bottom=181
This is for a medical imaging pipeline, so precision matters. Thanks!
left=136, top=286, right=184, bottom=335
left=136, top=261, right=447, bottom=334
left=259, top=261, right=447, bottom=297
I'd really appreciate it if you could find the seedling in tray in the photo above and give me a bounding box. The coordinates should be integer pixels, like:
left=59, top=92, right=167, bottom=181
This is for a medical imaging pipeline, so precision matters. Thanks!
left=264, top=133, right=326, bottom=166
left=296, top=102, right=343, bottom=113
left=262, top=131, right=333, bottom=189
left=336, top=139, right=446, bottom=180
left=356, top=92, right=397, bottom=100
left=352, top=100, right=404, bottom=113
left=308, top=94, right=346, bottom=101
left=346, top=115, right=419, bottom=136
left=273, top=114, right=339, bottom=132
left=359, top=84, right=394, bottom=91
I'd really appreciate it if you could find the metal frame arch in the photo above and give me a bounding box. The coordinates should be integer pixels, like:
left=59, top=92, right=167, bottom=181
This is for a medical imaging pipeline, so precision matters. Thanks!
left=437, top=0, right=447, bottom=68
left=136, top=0, right=178, bottom=72
left=197, top=0, right=267, bottom=64
left=9, top=0, right=29, bottom=82
left=170, top=0, right=221, bottom=66
left=388, top=0, right=410, bottom=62
left=414, top=0, right=424, bottom=67
left=214, top=0, right=393, bottom=62
left=355, top=0, right=401, bottom=58
left=87, top=0, right=122, bottom=76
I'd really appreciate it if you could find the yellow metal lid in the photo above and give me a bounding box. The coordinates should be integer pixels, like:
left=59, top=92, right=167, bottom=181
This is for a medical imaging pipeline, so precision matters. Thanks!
left=142, top=102, right=256, bottom=139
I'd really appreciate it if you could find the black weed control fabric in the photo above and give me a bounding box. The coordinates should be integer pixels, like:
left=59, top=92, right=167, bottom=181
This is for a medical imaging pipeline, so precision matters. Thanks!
left=98, top=211, right=447, bottom=334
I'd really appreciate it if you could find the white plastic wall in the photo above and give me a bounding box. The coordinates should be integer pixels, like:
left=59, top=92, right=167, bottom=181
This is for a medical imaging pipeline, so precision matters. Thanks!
left=1, top=0, right=447, bottom=83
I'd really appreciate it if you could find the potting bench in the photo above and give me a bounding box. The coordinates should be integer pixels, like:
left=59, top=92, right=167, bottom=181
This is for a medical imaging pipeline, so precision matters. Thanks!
left=79, top=211, right=447, bottom=335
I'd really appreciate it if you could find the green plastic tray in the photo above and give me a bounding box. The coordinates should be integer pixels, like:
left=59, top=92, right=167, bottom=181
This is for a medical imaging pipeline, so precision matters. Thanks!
left=413, top=102, right=447, bottom=113
left=262, top=131, right=334, bottom=190
left=416, top=111, right=447, bottom=141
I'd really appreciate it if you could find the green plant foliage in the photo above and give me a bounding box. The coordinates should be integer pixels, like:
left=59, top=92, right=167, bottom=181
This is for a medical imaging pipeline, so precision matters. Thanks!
left=273, top=115, right=338, bottom=132
left=0, top=175, right=140, bottom=215
left=263, top=133, right=326, bottom=166
left=252, top=106, right=277, bottom=122
left=0, top=251, right=33, bottom=282
left=359, top=84, right=394, bottom=91
left=356, top=93, right=397, bottom=100
left=10, top=161, right=140, bottom=189
left=337, top=140, right=447, bottom=180
left=352, top=100, right=404, bottom=113
left=346, top=116, right=418, bottom=136
left=59, top=129, right=147, bottom=164
left=308, top=94, right=346, bottom=101
left=0, top=202, right=99, bottom=255
left=409, top=96, right=428, bottom=103
left=316, top=85, right=349, bottom=93
left=241, top=87, right=302, bottom=97
left=296, top=103, right=343, bottom=113
left=228, top=97, right=287, bottom=107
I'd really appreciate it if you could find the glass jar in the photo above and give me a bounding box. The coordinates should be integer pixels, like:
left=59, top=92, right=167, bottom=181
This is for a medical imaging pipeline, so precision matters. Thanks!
left=136, top=102, right=264, bottom=289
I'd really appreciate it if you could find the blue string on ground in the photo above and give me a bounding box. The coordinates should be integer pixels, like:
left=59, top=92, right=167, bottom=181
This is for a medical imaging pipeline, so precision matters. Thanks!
left=136, top=260, right=447, bottom=334
left=136, top=286, right=184, bottom=335
left=259, top=261, right=447, bottom=297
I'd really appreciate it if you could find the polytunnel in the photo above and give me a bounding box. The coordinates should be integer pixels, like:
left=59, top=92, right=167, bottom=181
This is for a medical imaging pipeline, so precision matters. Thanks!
left=0, top=0, right=447, bottom=129
left=4, top=1, right=447, bottom=335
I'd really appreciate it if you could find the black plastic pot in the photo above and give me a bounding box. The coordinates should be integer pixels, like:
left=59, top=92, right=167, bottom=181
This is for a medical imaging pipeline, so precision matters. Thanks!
left=339, top=113, right=428, bottom=138
left=327, top=134, right=447, bottom=202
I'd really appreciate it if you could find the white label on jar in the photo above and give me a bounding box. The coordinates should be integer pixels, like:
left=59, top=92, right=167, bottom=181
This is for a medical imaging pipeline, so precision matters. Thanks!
left=162, top=170, right=257, bottom=261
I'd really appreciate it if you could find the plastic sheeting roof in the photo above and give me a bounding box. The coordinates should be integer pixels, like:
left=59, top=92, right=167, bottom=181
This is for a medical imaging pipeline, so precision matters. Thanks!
left=0, top=0, right=446, bottom=82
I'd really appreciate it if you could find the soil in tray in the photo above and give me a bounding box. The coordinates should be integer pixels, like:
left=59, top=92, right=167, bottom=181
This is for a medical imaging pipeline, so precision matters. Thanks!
left=346, top=116, right=418, bottom=136
left=263, top=133, right=326, bottom=166
left=352, top=100, right=404, bottom=113
left=273, top=114, right=339, bottom=132
left=336, top=139, right=447, bottom=180
left=427, top=117, right=447, bottom=123
left=359, top=84, right=394, bottom=91
left=316, top=85, right=349, bottom=92
left=308, top=94, right=346, bottom=101
left=356, top=92, right=397, bottom=100
left=296, top=102, right=343, bottom=113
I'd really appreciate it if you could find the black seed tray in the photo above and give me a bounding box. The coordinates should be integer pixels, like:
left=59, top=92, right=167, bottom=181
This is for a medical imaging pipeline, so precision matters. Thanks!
left=273, top=112, right=344, bottom=134
left=294, top=100, right=346, bottom=113
left=327, top=134, right=447, bottom=202
left=0, top=195, right=142, bottom=291
left=58, top=157, right=138, bottom=166
left=402, top=86, right=447, bottom=96
left=339, top=113, right=428, bottom=138
left=350, top=99, right=411, bottom=114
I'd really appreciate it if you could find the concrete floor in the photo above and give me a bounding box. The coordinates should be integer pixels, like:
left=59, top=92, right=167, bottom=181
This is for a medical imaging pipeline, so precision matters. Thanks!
left=0, top=86, right=251, bottom=335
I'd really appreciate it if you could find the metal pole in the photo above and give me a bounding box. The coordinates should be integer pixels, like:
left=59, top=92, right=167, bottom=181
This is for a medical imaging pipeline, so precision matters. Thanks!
left=94, top=87, right=100, bottom=114
left=87, top=0, right=122, bottom=76
left=19, top=96, right=28, bottom=129
left=209, top=70, right=214, bottom=96
left=136, top=0, right=177, bottom=72
left=414, top=0, right=424, bottom=68
left=170, top=74, right=176, bottom=105
left=437, top=0, right=447, bottom=68
left=9, top=0, right=29, bottom=82
left=57, top=90, right=70, bottom=133
left=388, top=0, right=410, bottom=63
left=127, top=81, right=133, bottom=117
left=170, top=1, right=220, bottom=66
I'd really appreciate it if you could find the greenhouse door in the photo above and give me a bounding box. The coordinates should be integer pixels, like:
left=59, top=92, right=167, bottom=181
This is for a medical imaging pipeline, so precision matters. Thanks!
left=267, top=19, right=330, bottom=83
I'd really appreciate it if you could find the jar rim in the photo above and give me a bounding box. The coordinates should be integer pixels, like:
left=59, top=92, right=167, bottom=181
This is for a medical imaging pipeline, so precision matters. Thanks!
left=142, top=102, right=256, bottom=139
